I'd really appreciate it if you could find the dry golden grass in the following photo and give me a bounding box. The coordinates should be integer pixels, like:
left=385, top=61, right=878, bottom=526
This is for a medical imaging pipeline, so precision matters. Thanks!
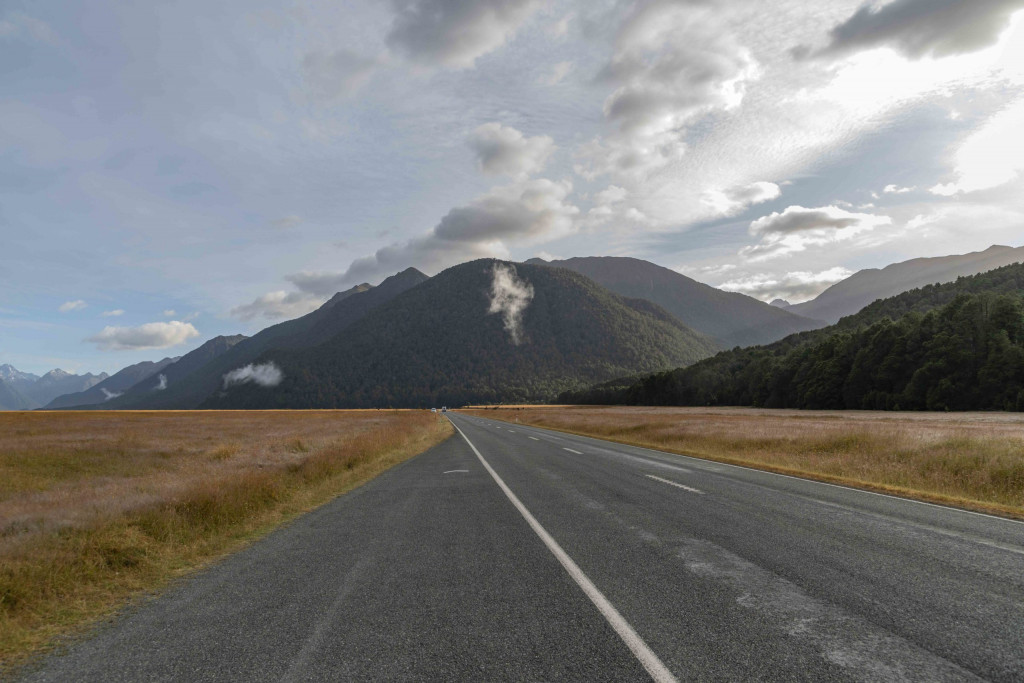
left=464, top=406, right=1024, bottom=519
left=0, top=410, right=451, bottom=672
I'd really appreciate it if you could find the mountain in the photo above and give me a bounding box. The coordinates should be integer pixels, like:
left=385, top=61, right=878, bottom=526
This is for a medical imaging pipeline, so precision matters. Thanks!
left=0, top=364, right=39, bottom=386
left=566, top=261, right=1024, bottom=411
left=526, top=256, right=822, bottom=347
left=0, top=377, right=35, bottom=410
left=19, top=369, right=108, bottom=407
left=43, top=357, right=179, bottom=409
left=96, top=336, right=248, bottom=409
left=788, top=244, right=1024, bottom=324
left=205, top=259, right=719, bottom=409
left=104, top=268, right=428, bottom=410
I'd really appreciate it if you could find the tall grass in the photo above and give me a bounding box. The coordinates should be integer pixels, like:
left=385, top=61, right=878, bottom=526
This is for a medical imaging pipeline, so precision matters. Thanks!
left=466, top=406, right=1024, bottom=517
left=0, top=410, right=451, bottom=671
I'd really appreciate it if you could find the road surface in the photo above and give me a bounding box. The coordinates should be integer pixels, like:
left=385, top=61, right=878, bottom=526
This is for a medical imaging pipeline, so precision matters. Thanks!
left=22, top=413, right=1024, bottom=681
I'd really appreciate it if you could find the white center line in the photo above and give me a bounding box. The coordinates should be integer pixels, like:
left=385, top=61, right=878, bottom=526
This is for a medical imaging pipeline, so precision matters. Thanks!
left=563, top=448, right=583, bottom=455
left=443, top=469, right=469, bottom=474
left=646, top=474, right=704, bottom=495
left=449, top=419, right=677, bottom=683
left=529, top=436, right=540, bottom=441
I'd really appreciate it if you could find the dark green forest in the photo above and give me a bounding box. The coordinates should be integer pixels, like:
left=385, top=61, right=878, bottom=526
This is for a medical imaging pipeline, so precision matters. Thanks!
left=561, top=263, right=1024, bottom=411
left=204, top=260, right=718, bottom=409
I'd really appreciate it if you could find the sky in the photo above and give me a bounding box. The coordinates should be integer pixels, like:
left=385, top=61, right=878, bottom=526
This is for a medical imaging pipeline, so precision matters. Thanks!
left=2, top=0, right=1024, bottom=375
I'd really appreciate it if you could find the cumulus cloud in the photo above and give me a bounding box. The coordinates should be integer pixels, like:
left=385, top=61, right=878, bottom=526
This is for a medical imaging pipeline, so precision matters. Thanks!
left=101, top=309, right=125, bottom=317
left=289, top=178, right=578, bottom=293
left=487, top=263, right=533, bottom=344
left=303, top=49, right=379, bottom=100
left=702, top=181, right=781, bottom=216
left=742, top=205, right=893, bottom=261
left=805, top=0, right=1024, bottom=61
left=717, top=267, right=855, bottom=303
left=223, top=362, right=284, bottom=389
left=386, top=0, right=541, bottom=69
left=928, top=96, right=1024, bottom=195
left=230, top=290, right=324, bottom=321
left=59, top=299, right=86, bottom=312
left=579, top=2, right=757, bottom=179
left=468, top=123, right=555, bottom=178
left=883, top=184, right=915, bottom=194
left=87, top=321, right=200, bottom=351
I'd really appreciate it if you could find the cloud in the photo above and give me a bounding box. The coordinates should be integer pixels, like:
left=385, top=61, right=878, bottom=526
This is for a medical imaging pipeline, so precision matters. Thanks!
left=579, top=1, right=758, bottom=179
left=87, top=321, right=200, bottom=351
left=386, top=0, right=541, bottom=69
left=303, top=49, right=379, bottom=100
left=806, top=0, right=1024, bottom=61
left=702, top=181, right=781, bottom=216
left=467, top=122, right=555, bottom=178
left=487, top=263, right=533, bottom=344
left=100, top=387, right=122, bottom=400
left=58, top=299, right=86, bottom=313
left=717, top=267, right=855, bottom=303
left=742, top=205, right=893, bottom=260
left=290, top=178, right=578, bottom=292
left=883, top=184, right=915, bottom=194
left=101, top=309, right=124, bottom=317
left=538, top=60, right=573, bottom=85
left=230, top=290, right=324, bottom=321
left=162, top=309, right=176, bottom=317
left=928, top=96, right=1024, bottom=195
left=223, top=362, right=283, bottom=389
left=154, top=374, right=167, bottom=391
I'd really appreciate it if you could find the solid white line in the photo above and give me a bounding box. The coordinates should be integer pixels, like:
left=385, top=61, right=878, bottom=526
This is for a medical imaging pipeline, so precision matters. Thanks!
left=444, top=469, right=469, bottom=474
left=529, top=436, right=540, bottom=441
left=646, top=474, right=704, bottom=495
left=449, top=419, right=677, bottom=683
left=563, top=448, right=583, bottom=455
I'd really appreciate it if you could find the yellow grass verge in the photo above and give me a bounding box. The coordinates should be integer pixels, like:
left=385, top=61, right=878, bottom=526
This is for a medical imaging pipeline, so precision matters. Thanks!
left=463, top=406, right=1024, bottom=520
left=0, top=410, right=452, bottom=673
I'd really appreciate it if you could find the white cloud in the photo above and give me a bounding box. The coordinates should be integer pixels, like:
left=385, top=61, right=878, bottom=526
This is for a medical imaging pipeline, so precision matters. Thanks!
left=101, top=309, right=124, bottom=317
left=100, top=387, right=122, bottom=400
left=386, top=0, right=541, bottom=69
left=223, top=362, right=283, bottom=389
left=230, top=290, right=324, bottom=321
left=717, top=266, right=855, bottom=303
left=702, top=181, right=781, bottom=217
left=154, top=374, right=167, bottom=391
left=87, top=321, right=200, bottom=351
left=58, top=300, right=86, bottom=312
left=538, top=60, right=573, bottom=85
left=807, top=0, right=1024, bottom=61
left=883, top=184, right=915, bottom=194
left=928, top=96, right=1024, bottom=195
left=290, top=178, right=578, bottom=291
left=162, top=309, right=176, bottom=317
left=303, top=49, right=379, bottom=101
left=487, top=263, right=533, bottom=344
left=467, top=122, right=555, bottom=178
left=742, top=205, right=893, bottom=261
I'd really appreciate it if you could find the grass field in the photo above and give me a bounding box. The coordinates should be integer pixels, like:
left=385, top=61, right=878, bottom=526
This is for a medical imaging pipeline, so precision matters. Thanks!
left=464, top=406, right=1024, bottom=519
left=0, top=410, right=451, bottom=672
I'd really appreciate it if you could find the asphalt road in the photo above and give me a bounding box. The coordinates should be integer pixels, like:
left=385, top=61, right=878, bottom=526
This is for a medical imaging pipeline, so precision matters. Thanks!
left=23, top=412, right=1024, bottom=682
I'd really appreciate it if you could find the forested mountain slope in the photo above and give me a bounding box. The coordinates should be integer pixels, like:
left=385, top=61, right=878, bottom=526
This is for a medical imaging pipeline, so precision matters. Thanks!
left=563, top=262, right=1024, bottom=411
left=206, top=260, right=719, bottom=408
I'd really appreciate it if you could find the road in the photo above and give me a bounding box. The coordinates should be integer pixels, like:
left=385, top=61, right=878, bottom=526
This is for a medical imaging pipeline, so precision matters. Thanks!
left=22, top=412, right=1024, bottom=681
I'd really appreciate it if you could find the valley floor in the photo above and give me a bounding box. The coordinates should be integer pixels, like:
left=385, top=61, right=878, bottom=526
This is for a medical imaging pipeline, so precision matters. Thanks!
left=463, top=406, right=1024, bottom=520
